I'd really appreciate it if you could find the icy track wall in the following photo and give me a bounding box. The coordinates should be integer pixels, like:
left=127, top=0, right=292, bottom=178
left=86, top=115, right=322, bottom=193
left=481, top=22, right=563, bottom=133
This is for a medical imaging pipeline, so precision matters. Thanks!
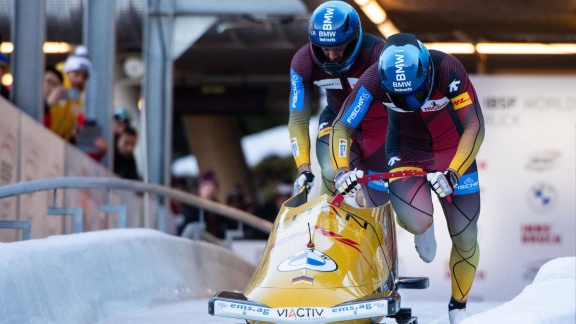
left=0, top=229, right=256, bottom=323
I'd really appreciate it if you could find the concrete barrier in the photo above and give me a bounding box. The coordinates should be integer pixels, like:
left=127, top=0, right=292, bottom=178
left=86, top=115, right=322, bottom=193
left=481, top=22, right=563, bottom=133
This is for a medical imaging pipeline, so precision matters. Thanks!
left=0, top=229, right=255, bottom=323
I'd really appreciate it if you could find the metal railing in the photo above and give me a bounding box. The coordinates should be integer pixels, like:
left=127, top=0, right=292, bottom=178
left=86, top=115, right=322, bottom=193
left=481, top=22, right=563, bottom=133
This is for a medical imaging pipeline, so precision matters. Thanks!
left=0, top=177, right=273, bottom=245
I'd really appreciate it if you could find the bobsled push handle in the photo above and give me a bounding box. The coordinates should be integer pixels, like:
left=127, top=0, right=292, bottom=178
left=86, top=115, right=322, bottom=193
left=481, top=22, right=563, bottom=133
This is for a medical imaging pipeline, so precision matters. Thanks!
left=330, top=170, right=452, bottom=207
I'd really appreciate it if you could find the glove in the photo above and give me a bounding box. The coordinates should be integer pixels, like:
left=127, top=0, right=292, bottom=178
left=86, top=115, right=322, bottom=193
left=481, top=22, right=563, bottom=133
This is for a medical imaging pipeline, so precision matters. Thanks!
left=294, top=171, right=315, bottom=193
left=444, top=170, right=459, bottom=189
left=334, top=168, right=364, bottom=196
left=427, top=171, right=455, bottom=198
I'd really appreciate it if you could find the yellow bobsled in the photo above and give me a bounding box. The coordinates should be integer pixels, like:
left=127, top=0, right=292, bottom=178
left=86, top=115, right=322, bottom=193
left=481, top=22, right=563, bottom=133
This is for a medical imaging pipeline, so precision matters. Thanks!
left=209, top=183, right=428, bottom=324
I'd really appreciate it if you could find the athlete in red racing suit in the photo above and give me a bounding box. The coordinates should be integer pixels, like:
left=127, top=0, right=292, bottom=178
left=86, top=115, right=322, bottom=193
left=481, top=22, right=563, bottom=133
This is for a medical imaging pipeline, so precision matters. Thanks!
left=330, top=33, right=485, bottom=324
left=289, top=1, right=389, bottom=207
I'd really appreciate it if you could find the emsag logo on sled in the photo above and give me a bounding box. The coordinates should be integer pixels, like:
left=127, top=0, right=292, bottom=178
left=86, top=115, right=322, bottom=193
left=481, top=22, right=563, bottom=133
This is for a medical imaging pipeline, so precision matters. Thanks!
left=224, top=303, right=270, bottom=316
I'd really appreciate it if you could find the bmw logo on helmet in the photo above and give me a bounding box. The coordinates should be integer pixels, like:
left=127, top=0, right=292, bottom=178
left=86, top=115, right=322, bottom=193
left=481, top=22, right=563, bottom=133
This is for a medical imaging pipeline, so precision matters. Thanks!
left=308, top=1, right=362, bottom=75
left=378, top=33, right=434, bottom=111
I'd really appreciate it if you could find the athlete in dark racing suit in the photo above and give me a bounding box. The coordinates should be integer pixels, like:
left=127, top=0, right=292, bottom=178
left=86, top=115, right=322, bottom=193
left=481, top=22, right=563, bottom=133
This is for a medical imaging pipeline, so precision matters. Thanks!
left=289, top=1, right=389, bottom=207
left=330, top=33, right=485, bottom=324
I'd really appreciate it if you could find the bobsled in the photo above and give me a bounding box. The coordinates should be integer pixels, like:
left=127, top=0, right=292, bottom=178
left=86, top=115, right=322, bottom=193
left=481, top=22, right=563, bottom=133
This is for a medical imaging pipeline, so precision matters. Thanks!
left=209, top=171, right=429, bottom=324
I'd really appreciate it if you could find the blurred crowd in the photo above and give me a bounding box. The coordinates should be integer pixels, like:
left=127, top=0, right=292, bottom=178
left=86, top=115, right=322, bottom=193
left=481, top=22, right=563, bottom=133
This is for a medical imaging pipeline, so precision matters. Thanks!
left=171, top=169, right=293, bottom=240
left=1, top=35, right=286, bottom=242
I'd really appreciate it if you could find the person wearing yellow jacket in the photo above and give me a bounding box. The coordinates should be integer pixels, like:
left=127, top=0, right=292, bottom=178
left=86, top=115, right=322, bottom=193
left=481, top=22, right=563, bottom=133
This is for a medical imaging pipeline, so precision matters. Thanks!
left=47, top=46, right=91, bottom=142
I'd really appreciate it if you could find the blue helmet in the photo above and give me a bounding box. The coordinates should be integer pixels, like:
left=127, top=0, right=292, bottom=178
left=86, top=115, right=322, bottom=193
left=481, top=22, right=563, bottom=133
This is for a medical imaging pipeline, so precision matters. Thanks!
left=378, top=33, right=434, bottom=111
left=308, top=1, right=362, bottom=75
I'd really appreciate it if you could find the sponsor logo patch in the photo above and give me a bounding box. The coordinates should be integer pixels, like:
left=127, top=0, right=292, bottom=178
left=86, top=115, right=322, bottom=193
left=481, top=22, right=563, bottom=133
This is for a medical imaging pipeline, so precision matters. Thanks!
left=313, top=78, right=343, bottom=89
left=277, top=307, right=325, bottom=319
left=290, top=69, right=304, bottom=110
left=228, top=303, right=270, bottom=316
left=453, top=171, right=480, bottom=195
left=338, top=139, right=348, bottom=157
left=367, top=170, right=388, bottom=192
left=449, top=79, right=460, bottom=92
left=451, top=92, right=472, bottom=110
left=291, top=137, right=300, bottom=158
left=391, top=50, right=413, bottom=92
left=387, top=156, right=400, bottom=166
left=277, top=248, right=337, bottom=272
left=343, top=86, right=372, bottom=127
left=421, top=97, right=450, bottom=112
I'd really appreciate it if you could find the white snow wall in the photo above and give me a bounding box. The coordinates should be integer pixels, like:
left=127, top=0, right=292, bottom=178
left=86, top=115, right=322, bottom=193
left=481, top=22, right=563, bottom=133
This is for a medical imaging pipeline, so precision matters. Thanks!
left=0, top=229, right=256, bottom=323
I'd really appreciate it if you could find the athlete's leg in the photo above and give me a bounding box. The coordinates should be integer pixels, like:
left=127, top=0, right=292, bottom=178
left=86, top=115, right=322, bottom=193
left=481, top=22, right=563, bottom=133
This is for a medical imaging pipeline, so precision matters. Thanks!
left=355, top=145, right=389, bottom=208
left=440, top=164, right=481, bottom=303
left=387, top=166, right=438, bottom=262
left=387, top=168, right=434, bottom=235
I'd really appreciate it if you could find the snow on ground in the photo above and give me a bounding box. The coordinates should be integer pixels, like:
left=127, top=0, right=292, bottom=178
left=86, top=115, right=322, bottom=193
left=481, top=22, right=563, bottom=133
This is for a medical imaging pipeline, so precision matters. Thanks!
left=0, top=229, right=574, bottom=323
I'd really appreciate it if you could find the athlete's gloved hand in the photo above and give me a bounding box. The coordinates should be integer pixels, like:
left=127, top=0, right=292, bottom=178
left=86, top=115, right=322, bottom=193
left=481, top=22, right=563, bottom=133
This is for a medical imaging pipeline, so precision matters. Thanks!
left=427, top=171, right=456, bottom=198
left=334, top=168, right=364, bottom=196
left=294, top=171, right=315, bottom=193
left=444, top=170, right=459, bottom=189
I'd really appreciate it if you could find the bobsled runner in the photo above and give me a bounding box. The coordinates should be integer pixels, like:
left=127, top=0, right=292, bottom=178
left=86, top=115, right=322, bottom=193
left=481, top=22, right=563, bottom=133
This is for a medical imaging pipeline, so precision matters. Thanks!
left=209, top=171, right=429, bottom=324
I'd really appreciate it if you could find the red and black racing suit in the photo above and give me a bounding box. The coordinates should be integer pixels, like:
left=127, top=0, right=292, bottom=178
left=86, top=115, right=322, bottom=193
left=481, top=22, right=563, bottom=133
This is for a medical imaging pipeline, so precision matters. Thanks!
left=330, top=50, right=485, bottom=302
left=288, top=34, right=389, bottom=206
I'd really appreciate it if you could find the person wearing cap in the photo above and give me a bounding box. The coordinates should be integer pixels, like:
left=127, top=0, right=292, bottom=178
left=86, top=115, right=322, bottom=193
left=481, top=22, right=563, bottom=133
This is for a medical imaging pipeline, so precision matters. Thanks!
left=112, top=107, right=133, bottom=154
left=0, top=53, right=9, bottom=99
left=330, top=33, right=485, bottom=323
left=47, top=46, right=92, bottom=142
left=113, top=107, right=132, bottom=138
left=288, top=1, right=390, bottom=209
left=46, top=46, right=107, bottom=161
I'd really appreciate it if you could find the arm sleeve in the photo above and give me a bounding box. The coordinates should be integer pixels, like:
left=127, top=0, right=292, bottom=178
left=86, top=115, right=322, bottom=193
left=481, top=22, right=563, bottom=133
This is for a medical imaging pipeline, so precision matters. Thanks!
left=442, top=56, right=486, bottom=175
left=329, top=96, right=356, bottom=170
left=287, top=47, right=315, bottom=168
left=329, top=64, right=382, bottom=170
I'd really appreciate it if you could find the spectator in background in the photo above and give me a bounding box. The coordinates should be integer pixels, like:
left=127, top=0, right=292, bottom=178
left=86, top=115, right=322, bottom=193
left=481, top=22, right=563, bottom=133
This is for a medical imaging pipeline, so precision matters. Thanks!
left=225, top=184, right=251, bottom=233
left=46, top=46, right=92, bottom=142
left=43, top=67, right=68, bottom=131
left=113, top=107, right=132, bottom=141
left=244, top=180, right=293, bottom=240
left=0, top=53, right=10, bottom=99
left=226, top=184, right=252, bottom=212
left=178, top=170, right=225, bottom=238
left=113, top=125, right=139, bottom=180
left=43, top=47, right=108, bottom=162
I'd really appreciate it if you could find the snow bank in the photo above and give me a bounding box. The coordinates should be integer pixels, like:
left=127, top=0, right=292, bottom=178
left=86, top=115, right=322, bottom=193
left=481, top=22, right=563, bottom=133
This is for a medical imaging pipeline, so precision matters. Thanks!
left=0, top=229, right=255, bottom=323
left=465, top=256, right=576, bottom=323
